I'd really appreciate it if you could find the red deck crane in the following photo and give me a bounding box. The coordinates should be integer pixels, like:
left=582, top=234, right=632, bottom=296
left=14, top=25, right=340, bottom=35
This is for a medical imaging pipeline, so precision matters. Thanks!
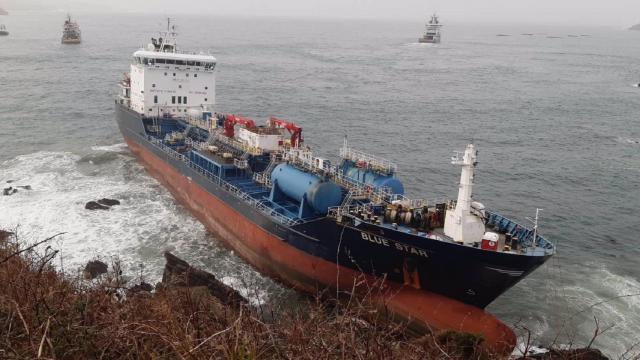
left=269, top=117, right=304, bottom=148
left=223, top=114, right=256, bottom=138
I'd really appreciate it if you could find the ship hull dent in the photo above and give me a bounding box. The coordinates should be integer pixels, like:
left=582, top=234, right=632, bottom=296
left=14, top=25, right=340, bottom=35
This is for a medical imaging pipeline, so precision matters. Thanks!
left=115, top=103, right=516, bottom=353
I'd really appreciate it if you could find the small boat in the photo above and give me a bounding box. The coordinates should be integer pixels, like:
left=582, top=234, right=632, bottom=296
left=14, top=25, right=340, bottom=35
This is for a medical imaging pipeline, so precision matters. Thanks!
left=418, top=13, right=442, bottom=44
left=0, top=24, right=8, bottom=36
left=61, top=14, right=81, bottom=44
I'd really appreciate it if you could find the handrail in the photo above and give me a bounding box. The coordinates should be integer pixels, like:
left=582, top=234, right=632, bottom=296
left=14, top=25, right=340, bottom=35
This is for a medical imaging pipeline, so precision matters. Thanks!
left=485, top=210, right=554, bottom=252
left=144, top=135, right=302, bottom=226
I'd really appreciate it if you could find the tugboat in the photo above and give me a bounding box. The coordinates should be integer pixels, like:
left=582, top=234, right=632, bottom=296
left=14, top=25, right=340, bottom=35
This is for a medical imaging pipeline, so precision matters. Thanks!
left=61, top=14, right=81, bottom=44
left=115, top=19, right=555, bottom=354
left=0, top=24, right=8, bottom=36
left=418, top=13, right=442, bottom=44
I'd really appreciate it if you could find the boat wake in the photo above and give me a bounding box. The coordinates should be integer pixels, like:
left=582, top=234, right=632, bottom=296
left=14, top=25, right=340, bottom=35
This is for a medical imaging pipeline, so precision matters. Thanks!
left=404, top=42, right=439, bottom=48
left=0, top=147, right=287, bottom=305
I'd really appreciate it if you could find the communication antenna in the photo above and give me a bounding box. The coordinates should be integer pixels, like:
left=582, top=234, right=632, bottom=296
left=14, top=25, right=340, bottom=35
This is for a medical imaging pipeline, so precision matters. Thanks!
left=525, top=208, right=543, bottom=249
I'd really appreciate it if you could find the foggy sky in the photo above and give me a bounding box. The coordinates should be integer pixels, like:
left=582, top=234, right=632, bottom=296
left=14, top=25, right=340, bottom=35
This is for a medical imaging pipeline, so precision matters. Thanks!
left=3, top=0, right=639, bottom=27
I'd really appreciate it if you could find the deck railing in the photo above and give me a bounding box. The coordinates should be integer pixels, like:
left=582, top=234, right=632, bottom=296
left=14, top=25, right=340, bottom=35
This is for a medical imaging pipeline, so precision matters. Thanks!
left=485, top=211, right=554, bottom=252
left=144, top=135, right=302, bottom=226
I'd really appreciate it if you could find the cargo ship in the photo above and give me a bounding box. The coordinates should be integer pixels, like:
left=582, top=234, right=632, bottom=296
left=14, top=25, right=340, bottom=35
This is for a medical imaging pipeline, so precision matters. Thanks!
left=115, top=20, right=555, bottom=353
left=61, top=14, right=81, bottom=44
left=419, top=13, right=442, bottom=44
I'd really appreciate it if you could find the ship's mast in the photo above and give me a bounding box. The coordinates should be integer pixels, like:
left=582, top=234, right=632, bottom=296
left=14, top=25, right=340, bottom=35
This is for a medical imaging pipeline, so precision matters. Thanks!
left=527, top=208, right=543, bottom=249
left=443, top=144, right=486, bottom=244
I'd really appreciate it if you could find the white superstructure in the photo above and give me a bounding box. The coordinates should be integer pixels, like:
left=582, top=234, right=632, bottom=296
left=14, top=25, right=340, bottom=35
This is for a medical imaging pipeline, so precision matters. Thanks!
left=129, top=19, right=216, bottom=117
left=443, top=144, right=486, bottom=244
left=418, top=14, right=443, bottom=44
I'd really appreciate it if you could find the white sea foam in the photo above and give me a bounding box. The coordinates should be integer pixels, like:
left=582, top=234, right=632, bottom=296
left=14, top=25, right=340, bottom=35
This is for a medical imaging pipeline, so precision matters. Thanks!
left=0, top=149, right=282, bottom=305
left=615, top=136, right=640, bottom=145
left=533, top=265, right=640, bottom=358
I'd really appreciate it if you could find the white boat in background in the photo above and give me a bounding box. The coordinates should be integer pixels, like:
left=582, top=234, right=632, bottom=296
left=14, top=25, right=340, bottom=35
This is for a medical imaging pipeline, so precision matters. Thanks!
left=62, top=14, right=81, bottom=44
left=418, top=14, right=442, bottom=44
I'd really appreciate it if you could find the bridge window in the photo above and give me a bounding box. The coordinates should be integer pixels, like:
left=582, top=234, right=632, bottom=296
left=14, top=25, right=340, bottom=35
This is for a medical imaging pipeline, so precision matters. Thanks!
left=156, top=59, right=166, bottom=64
left=143, top=58, right=149, bottom=65
left=178, top=97, right=182, bottom=104
left=194, top=74, right=197, bottom=78
left=204, top=86, right=208, bottom=90
left=172, top=96, right=176, bottom=104
left=176, top=60, right=185, bottom=65
left=195, top=62, right=202, bottom=67
left=183, top=96, right=187, bottom=104
left=186, top=73, right=189, bottom=77
left=204, top=98, right=207, bottom=102
left=166, top=59, right=175, bottom=65
left=173, top=73, right=176, bottom=76
left=152, top=84, right=156, bottom=88
left=187, top=61, right=195, bottom=66
left=154, top=96, right=158, bottom=104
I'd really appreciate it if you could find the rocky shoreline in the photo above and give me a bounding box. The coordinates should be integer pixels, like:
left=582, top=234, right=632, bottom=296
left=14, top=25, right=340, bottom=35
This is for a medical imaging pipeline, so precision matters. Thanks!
left=0, top=230, right=611, bottom=359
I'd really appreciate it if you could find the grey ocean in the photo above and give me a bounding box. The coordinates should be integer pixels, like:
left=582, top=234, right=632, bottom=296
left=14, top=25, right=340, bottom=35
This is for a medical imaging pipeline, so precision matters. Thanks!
left=1, top=12, right=639, bottom=357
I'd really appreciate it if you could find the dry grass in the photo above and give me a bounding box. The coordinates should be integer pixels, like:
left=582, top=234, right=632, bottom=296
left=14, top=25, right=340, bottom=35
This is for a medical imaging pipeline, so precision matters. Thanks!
left=0, top=230, right=492, bottom=360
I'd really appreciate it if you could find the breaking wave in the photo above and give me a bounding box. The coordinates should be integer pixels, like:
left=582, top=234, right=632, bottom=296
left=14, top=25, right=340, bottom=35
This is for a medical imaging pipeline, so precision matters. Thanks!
left=615, top=136, right=640, bottom=145
left=0, top=147, right=287, bottom=305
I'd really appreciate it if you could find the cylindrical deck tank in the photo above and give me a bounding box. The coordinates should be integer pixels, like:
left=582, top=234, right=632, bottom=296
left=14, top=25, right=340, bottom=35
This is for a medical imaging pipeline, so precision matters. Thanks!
left=271, top=164, right=343, bottom=215
left=343, top=164, right=404, bottom=195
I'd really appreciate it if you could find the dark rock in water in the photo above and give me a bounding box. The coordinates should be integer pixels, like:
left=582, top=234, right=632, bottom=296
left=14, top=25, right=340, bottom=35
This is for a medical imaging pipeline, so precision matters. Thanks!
left=163, top=252, right=247, bottom=308
left=3, top=187, right=18, bottom=196
left=85, top=201, right=110, bottom=210
left=0, top=230, right=15, bottom=242
left=97, top=198, right=120, bottom=207
left=128, top=281, right=154, bottom=294
left=517, top=348, right=609, bottom=360
left=6, top=180, right=15, bottom=184
left=83, top=260, right=108, bottom=279
left=17, top=185, right=32, bottom=190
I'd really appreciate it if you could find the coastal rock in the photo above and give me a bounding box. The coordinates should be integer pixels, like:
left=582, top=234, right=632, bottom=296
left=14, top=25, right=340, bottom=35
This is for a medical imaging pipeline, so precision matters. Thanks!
left=97, top=198, right=120, bottom=207
left=128, top=281, right=154, bottom=294
left=3, top=187, right=18, bottom=196
left=517, top=348, right=609, bottom=360
left=162, top=252, right=247, bottom=308
left=0, top=230, right=14, bottom=242
left=85, top=201, right=110, bottom=210
left=83, top=260, right=108, bottom=279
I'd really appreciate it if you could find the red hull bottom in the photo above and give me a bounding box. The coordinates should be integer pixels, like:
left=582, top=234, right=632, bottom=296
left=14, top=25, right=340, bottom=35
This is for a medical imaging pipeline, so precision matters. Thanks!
left=124, top=137, right=516, bottom=354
